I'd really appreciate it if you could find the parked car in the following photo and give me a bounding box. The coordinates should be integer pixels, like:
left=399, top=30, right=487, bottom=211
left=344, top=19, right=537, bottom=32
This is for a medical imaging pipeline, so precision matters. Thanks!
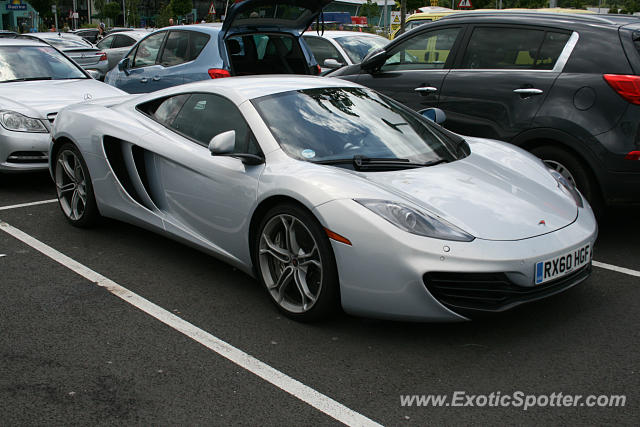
left=0, top=38, right=124, bottom=173
left=21, top=32, right=110, bottom=79
left=104, top=0, right=333, bottom=93
left=330, top=12, right=640, bottom=214
left=70, top=28, right=100, bottom=44
left=49, top=76, right=596, bottom=321
left=96, top=30, right=149, bottom=72
left=303, top=31, right=389, bottom=72
left=0, top=30, right=17, bottom=38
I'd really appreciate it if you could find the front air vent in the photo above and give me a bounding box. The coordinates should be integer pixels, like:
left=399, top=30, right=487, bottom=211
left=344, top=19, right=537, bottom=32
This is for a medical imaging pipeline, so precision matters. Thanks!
left=7, top=151, right=48, bottom=163
left=47, top=113, right=57, bottom=124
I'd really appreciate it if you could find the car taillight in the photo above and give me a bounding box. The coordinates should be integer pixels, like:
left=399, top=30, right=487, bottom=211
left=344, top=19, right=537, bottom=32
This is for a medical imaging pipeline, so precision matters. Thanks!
left=625, top=151, right=640, bottom=160
left=603, top=74, right=640, bottom=104
left=99, top=52, right=107, bottom=61
left=208, top=68, right=230, bottom=79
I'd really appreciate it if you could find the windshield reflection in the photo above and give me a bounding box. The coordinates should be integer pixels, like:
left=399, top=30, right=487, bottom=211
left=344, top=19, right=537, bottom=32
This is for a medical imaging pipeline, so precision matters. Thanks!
left=252, top=87, right=455, bottom=166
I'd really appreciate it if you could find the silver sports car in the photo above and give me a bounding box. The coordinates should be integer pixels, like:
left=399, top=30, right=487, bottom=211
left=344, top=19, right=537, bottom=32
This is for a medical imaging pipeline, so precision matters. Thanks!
left=49, top=76, right=597, bottom=321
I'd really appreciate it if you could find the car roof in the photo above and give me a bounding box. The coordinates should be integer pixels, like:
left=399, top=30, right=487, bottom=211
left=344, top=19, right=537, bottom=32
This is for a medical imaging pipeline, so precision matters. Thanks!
left=438, top=10, right=640, bottom=27
left=303, top=31, right=386, bottom=39
left=132, top=75, right=362, bottom=106
left=0, top=37, right=50, bottom=47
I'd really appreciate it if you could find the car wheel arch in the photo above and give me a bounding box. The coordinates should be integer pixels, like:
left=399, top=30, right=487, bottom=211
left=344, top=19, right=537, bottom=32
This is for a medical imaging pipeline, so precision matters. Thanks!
left=516, top=133, right=605, bottom=213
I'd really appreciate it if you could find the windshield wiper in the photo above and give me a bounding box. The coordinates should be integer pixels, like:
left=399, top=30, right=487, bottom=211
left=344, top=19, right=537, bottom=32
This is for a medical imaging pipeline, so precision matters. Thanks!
left=1, top=77, right=52, bottom=83
left=314, top=155, right=447, bottom=171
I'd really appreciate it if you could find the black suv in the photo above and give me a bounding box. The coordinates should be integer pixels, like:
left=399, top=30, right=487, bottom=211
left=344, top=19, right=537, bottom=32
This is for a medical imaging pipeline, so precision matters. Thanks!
left=330, top=12, right=640, bottom=213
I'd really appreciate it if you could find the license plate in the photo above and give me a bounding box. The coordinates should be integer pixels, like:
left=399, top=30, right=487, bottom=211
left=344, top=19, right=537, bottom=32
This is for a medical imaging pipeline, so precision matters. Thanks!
left=535, top=244, right=591, bottom=285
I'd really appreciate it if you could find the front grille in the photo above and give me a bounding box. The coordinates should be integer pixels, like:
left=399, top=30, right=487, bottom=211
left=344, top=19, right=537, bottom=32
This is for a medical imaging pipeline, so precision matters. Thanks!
left=424, top=263, right=592, bottom=317
left=7, top=151, right=48, bottom=163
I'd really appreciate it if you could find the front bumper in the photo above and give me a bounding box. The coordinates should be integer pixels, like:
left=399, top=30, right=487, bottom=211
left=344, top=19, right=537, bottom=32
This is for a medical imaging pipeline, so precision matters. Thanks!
left=313, top=199, right=597, bottom=322
left=0, top=128, right=50, bottom=172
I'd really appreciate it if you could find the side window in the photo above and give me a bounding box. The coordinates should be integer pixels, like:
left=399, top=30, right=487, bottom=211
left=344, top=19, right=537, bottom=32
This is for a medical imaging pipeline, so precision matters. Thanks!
left=96, top=35, right=113, bottom=49
left=160, top=31, right=210, bottom=67
left=305, top=37, right=344, bottom=65
left=535, top=31, right=571, bottom=70
left=112, top=35, right=135, bottom=49
left=133, top=32, right=166, bottom=68
left=460, top=27, right=568, bottom=70
left=169, top=93, right=260, bottom=154
left=136, top=94, right=190, bottom=125
left=383, top=27, right=461, bottom=71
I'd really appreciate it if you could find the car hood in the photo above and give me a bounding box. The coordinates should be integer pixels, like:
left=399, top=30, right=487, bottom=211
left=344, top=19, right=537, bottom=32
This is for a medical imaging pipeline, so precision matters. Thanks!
left=350, top=137, right=579, bottom=241
left=0, top=79, right=124, bottom=119
left=222, top=0, right=334, bottom=36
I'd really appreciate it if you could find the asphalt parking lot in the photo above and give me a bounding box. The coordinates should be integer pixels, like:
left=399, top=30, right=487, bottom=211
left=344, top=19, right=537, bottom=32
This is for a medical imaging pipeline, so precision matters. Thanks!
left=1, top=172, right=638, bottom=425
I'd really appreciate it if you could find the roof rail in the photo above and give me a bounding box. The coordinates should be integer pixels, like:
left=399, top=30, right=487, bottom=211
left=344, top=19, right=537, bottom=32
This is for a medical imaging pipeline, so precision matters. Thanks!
left=438, top=10, right=636, bottom=26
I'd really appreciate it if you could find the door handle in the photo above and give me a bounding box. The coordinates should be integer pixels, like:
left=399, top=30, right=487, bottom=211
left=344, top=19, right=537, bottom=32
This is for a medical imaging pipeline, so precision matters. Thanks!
left=152, top=76, right=161, bottom=81
left=513, top=88, right=543, bottom=95
left=140, top=77, right=148, bottom=83
left=415, top=86, right=438, bottom=93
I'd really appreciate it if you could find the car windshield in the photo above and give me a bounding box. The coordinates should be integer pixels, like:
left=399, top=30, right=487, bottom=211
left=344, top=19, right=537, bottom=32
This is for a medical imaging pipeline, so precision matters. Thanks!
left=252, top=87, right=460, bottom=167
left=334, top=35, right=388, bottom=63
left=0, top=46, right=86, bottom=82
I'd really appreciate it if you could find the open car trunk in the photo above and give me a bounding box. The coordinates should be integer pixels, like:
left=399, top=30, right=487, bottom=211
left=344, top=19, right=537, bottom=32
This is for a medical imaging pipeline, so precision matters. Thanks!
left=226, top=32, right=311, bottom=75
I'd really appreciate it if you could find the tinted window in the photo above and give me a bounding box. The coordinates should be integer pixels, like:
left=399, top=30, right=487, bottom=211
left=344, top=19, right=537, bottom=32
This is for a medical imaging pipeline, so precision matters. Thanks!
left=169, top=93, right=259, bottom=154
left=252, top=87, right=456, bottom=164
left=112, top=34, right=136, bottom=49
left=0, top=46, right=86, bottom=82
left=153, top=94, right=190, bottom=124
left=304, top=37, right=344, bottom=65
left=96, top=35, right=114, bottom=49
left=461, top=27, right=569, bottom=70
left=133, top=32, right=166, bottom=68
left=160, top=31, right=210, bottom=67
left=383, top=27, right=461, bottom=71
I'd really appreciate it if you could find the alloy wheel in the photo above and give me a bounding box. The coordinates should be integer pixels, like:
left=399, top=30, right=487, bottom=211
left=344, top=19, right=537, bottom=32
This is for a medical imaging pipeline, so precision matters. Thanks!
left=258, top=214, right=323, bottom=314
left=55, top=149, right=88, bottom=221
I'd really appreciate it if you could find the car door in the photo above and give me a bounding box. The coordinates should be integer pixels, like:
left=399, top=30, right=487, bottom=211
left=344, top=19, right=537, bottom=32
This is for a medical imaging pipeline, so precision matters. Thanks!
left=353, top=25, right=465, bottom=111
left=106, top=34, right=138, bottom=70
left=141, top=92, right=263, bottom=260
left=155, top=30, right=211, bottom=87
left=438, top=26, right=572, bottom=141
left=115, top=31, right=167, bottom=93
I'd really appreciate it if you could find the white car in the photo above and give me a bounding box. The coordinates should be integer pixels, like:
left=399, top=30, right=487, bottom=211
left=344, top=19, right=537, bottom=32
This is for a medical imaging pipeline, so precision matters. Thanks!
left=49, top=76, right=597, bottom=321
left=303, top=31, right=388, bottom=72
left=0, top=38, right=125, bottom=172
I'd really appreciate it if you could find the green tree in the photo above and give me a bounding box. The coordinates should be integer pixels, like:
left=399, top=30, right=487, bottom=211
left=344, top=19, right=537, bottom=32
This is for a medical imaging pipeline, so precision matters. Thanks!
left=103, top=2, right=121, bottom=25
left=94, top=0, right=107, bottom=19
left=126, top=0, right=141, bottom=26
left=360, top=0, right=379, bottom=21
left=170, top=0, right=193, bottom=18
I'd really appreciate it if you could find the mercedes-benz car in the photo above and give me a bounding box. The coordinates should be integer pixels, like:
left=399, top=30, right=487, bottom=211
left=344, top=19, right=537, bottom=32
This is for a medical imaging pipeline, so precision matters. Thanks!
left=49, top=76, right=597, bottom=322
left=0, top=38, right=125, bottom=172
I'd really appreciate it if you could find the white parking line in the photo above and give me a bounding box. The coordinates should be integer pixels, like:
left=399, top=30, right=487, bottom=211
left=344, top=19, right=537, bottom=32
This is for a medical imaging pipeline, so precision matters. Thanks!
left=0, top=199, right=57, bottom=211
left=593, top=261, right=640, bottom=278
left=0, top=221, right=381, bottom=427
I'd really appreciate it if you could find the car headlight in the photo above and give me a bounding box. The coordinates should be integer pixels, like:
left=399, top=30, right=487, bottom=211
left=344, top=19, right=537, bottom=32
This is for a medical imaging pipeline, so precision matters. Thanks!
left=355, top=199, right=474, bottom=242
left=0, top=111, right=47, bottom=133
left=548, top=169, right=583, bottom=208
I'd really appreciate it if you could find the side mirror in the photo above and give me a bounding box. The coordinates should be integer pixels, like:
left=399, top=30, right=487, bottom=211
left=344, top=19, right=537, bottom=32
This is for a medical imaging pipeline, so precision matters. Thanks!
left=86, top=69, right=101, bottom=79
left=323, top=58, right=343, bottom=69
left=360, top=49, right=387, bottom=72
left=118, top=57, right=130, bottom=72
left=208, top=130, right=235, bottom=155
left=420, top=108, right=447, bottom=124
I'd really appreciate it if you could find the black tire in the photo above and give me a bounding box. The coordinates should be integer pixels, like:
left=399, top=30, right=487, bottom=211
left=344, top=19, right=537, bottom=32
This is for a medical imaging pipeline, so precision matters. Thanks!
left=54, top=142, right=100, bottom=228
left=530, top=145, right=604, bottom=217
left=254, top=203, right=340, bottom=321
